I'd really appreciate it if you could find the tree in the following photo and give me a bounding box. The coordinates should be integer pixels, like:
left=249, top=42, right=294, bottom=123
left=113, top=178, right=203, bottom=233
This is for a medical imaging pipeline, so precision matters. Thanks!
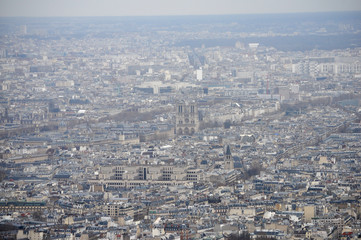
left=241, top=164, right=263, bottom=180
left=32, top=211, right=45, bottom=222
left=224, top=120, right=232, bottom=129
left=0, top=168, right=6, bottom=182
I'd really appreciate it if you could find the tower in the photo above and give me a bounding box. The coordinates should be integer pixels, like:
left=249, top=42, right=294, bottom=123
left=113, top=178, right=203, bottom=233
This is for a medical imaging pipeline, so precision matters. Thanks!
left=196, top=67, right=203, bottom=81
left=176, top=101, right=199, bottom=135
left=224, top=145, right=234, bottom=170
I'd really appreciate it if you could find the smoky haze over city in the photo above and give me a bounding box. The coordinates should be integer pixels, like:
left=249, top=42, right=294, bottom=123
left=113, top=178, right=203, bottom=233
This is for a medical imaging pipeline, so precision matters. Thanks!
left=0, top=1, right=361, bottom=239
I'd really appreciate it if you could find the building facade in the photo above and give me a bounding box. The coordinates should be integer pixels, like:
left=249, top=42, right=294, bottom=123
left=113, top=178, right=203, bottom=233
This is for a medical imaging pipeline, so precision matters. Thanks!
left=0, top=201, right=46, bottom=213
left=93, top=165, right=205, bottom=189
left=176, top=101, right=199, bottom=135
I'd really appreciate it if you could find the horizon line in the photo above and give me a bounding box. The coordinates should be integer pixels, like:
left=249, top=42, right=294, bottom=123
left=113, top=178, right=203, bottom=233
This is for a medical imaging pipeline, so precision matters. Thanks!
left=1, top=10, right=360, bottom=19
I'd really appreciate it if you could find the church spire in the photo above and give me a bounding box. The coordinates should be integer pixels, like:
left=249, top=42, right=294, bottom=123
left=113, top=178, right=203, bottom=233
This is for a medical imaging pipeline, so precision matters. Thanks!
left=224, top=145, right=234, bottom=170
left=226, top=145, right=231, bottom=155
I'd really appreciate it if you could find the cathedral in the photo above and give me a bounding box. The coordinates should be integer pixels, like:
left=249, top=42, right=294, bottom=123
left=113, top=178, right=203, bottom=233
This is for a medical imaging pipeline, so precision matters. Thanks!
left=175, top=101, right=199, bottom=135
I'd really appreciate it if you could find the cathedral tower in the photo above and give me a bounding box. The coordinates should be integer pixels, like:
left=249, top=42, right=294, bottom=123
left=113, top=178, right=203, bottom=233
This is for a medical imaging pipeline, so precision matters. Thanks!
left=176, top=101, right=199, bottom=135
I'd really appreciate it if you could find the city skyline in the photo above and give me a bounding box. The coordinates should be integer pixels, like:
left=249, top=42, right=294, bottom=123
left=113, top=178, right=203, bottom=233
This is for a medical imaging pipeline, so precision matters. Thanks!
left=1, top=0, right=361, bottom=17
left=0, top=1, right=361, bottom=239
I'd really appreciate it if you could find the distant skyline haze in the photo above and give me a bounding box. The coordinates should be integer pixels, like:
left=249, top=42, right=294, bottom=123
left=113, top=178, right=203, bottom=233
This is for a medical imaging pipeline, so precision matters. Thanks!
left=1, top=0, right=361, bottom=17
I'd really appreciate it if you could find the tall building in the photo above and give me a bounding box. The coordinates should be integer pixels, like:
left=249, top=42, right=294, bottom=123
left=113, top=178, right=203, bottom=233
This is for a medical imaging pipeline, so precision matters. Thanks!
left=196, top=67, right=203, bottom=80
left=176, top=101, right=199, bottom=135
left=224, top=145, right=234, bottom=170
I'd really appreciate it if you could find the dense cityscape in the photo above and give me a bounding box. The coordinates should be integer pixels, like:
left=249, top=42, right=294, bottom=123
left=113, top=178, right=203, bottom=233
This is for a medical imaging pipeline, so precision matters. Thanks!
left=0, top=12, right=361, bottom=240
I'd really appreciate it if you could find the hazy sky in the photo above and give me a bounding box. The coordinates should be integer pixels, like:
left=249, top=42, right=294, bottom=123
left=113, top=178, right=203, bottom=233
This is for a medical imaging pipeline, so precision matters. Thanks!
left=1, top=0, right=361, bottom=17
